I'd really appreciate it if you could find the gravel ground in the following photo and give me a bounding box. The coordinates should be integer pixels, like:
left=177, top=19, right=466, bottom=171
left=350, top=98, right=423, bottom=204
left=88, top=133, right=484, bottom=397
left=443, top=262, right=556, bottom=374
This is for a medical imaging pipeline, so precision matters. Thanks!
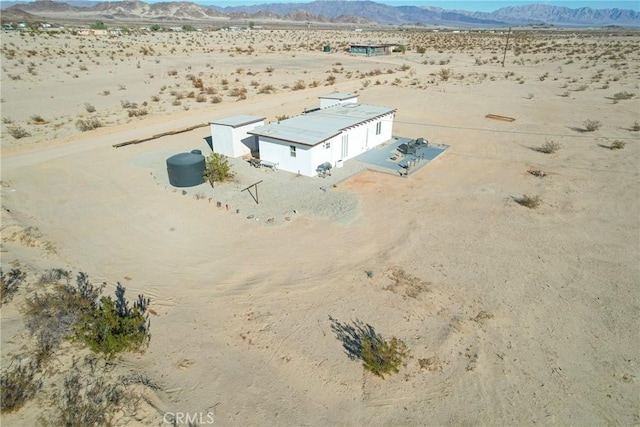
left=135, top=147, right=366, bottom=226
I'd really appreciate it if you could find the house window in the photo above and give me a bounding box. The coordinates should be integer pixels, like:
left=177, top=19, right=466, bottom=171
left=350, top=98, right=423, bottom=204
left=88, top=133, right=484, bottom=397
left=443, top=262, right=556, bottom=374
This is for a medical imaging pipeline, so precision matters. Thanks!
left=376, top=121, right=382, bottom=135
left=325, top=142, right=331, bottom=149
left=290, top=145, right=296, bottom=157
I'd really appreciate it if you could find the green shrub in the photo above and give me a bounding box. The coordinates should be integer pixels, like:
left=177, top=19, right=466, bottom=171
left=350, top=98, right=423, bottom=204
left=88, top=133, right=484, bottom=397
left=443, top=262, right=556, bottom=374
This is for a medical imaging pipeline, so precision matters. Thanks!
left=329, top=317, right=408, bottom=379
left=361, top=335, right=408, bottom=378
left=74, top=284, right=150, bottom=358
left=203, top=153, right=235, bottom=187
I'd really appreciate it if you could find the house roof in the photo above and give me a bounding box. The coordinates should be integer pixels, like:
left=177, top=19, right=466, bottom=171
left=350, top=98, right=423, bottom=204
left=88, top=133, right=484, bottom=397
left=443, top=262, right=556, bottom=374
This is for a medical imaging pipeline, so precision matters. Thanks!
left=209, top=115, right=265, bottom=128
left=318, top=93, right=357, bottom=101
left=248, top=103, right=396, bottom=147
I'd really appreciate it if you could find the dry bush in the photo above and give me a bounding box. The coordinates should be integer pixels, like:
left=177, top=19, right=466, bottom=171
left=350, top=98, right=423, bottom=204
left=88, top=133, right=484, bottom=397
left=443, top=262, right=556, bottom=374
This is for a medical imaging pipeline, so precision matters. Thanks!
left=292, top=80, right=306, bottom=90
left=631, top=121, right=640, bottom=132
left=258, top=84, right=275, bottom=94
left=7, top=125, right=31, bottom=139
left=612, top=91, right=634, bottom=100
left=514, top=194, right=541, bottom=209
left=534, top=140, right=561, bottom=154
left=210, top=95, right=222, bottom=104
left=1, top=359, right=42, bottom=413
left=583, top=119, right=602, bottom=132
left=76, top=118, right=102, bottom=131
left=195, top=94, right=207, bottom=103
left=438, top=68, right=452, bottom=81
left=610, top=140, right=626, bottom=150
left=120, top=100, right=137, bottom=109
left=127, top=108, right=147, bottom=117
left=30, top=115, right=46, bottom=124
left=1, top=268, right=26, bottom=305
left=84, top=102, right=96, bottom=113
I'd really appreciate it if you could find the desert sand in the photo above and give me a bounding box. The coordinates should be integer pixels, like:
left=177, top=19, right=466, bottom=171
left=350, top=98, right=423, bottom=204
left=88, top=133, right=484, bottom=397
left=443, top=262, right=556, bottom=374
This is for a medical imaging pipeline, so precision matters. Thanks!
left=1, top=27, right=639, bottom=426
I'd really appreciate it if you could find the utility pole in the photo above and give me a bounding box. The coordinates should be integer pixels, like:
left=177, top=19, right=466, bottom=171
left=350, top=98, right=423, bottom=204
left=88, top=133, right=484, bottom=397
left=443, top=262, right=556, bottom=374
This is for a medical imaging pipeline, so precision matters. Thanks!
left=502, top=27, right=511, bottom=68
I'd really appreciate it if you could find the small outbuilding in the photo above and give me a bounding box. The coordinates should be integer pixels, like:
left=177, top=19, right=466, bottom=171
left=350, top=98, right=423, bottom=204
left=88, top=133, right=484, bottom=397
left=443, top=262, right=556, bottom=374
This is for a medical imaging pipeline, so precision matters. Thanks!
left=209, top=115, right=265, bottom=158
left=349, top=44, right=394, bottom=56
left=166, top=150, right=205, bottom=187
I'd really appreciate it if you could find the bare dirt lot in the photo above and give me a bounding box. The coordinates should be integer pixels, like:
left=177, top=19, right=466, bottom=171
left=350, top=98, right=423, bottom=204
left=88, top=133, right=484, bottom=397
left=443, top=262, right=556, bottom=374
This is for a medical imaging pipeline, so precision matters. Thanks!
left=1, top=28, right=639, bottom=426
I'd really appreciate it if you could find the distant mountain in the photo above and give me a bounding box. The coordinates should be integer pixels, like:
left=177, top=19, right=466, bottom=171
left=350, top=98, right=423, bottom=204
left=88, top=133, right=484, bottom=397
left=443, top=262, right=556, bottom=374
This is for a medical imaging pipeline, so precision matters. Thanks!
left=464, top=4, right=640, bottom=26
left=2, top=0, right=639, bottom=27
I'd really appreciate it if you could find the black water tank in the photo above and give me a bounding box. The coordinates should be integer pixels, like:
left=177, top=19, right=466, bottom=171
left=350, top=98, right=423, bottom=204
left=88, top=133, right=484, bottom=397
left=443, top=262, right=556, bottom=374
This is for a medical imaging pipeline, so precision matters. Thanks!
left=166, top=150, right=205, bottom=187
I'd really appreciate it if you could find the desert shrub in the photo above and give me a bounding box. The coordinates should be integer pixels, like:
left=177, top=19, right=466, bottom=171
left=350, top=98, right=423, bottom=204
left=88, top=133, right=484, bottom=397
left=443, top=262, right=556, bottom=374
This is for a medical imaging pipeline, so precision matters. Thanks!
left=631, top=121, right=640, bottom=131
left=24, top=272, right=104, bottom=361
left=120, top=100, right=137, bottom=109
left=7, top=125, right=31, bottom=139
left=610, top=140, right=626, bottom=150
left=534, top=140, right=561, bottom=154
left=329, top=317, right=408, bottom=379
left=73, top=284, right=150, bottom=358
left=276, top=114, right=289, bottom=121
left=84, top=102, right=96, bottom=113
left=30, top=114, right=46, bottom=124
left=266, top=66, right=274, bottom=73
left=151, top=95, right=160, bottom=102
left=361, top=335, right=408, bottom=378
left=0, top=268, right=26, bottom=305
left=127, top=108, right=147, bottom=117
left=438, top=68, right=452, bottom=81
left=292, top=80, right=306, bottom=90
left=210, top=95, right=222, bottom=104
left=204, top=153, right=235, bottom=186
left=258, top=84, right=275, bottom=94
left=2, top=117, right=12, bottom=124
left=76, top=118, right=102, bottom=131
left=0, top=359, right=42, bottom=413
left=47, top=367, right=127, bottom=426
left=514, top=194, right=541, bottom=209
left=400, top=63, right=411, bottom=71
left=612, top=91, right=634, bottom=100
left=583, top=119, right=602, bottom=132
left=195, top=94, right=207, bottom=102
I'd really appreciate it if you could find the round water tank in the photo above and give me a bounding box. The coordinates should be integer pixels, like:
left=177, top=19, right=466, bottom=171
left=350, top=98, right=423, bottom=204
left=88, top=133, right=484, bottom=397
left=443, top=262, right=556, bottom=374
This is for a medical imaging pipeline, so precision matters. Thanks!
left=166, top=151, right=206, bottom=187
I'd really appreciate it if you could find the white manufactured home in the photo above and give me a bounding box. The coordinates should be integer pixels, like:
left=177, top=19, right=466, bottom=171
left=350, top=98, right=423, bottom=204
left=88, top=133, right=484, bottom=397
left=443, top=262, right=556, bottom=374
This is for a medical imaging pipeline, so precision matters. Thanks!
left=249, top=94, right=395, bottom=177
left=209, top=115, right=265, bottom=158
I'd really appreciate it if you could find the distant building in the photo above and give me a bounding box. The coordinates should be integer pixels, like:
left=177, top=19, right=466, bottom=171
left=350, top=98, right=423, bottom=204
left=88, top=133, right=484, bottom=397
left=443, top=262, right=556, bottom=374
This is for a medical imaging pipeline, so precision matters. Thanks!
left=349, top=43, right=394, bottom=56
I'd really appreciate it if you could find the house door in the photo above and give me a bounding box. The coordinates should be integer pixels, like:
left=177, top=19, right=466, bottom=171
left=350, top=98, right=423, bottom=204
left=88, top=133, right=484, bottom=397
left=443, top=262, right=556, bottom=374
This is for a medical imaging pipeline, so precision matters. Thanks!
left=341, top=134, right=349, bottom=159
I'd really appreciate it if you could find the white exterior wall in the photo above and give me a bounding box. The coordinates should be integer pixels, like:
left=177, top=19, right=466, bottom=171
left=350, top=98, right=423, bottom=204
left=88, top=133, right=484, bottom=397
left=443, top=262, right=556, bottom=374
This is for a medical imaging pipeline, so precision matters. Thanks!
left=257, top=112, right=394, bottom=177
left=259, top=137, right=317, bottom=177
left=211, top=121, right=263, bottom=158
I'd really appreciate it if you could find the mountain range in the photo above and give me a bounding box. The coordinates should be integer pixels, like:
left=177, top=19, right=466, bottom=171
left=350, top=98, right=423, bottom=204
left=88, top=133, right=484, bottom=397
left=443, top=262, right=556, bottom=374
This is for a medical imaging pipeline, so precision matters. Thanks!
left=2, top=0, right=639, bottom=27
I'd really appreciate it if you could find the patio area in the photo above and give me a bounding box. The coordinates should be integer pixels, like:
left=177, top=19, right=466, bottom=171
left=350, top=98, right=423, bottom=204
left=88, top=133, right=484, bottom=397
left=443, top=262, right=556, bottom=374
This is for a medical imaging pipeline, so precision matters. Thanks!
left=353, top=137, right=449, bottom=177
